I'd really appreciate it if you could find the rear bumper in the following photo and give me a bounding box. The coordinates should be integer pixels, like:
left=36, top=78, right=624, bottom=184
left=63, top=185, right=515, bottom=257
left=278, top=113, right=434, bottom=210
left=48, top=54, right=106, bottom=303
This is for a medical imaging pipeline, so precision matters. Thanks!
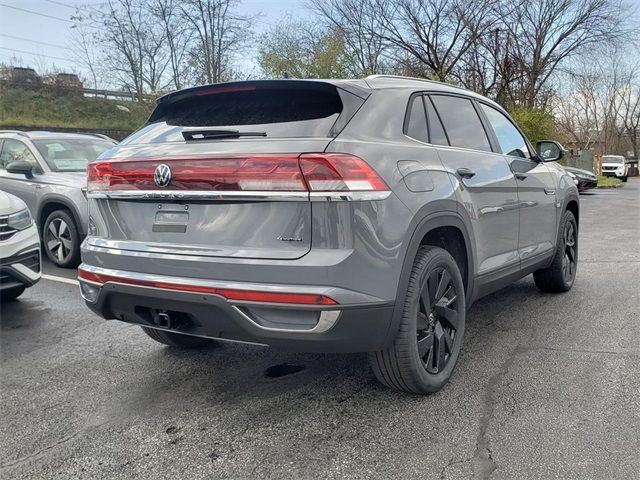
left=79, top=264, right=395, bottom=353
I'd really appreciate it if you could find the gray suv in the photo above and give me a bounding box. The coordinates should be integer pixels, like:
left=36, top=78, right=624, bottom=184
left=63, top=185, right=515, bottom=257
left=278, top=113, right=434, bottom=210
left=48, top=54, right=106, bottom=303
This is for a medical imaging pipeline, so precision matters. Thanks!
left=0, top=131, right=116, bottom=267
left=79, top=76, right=579, bottom=394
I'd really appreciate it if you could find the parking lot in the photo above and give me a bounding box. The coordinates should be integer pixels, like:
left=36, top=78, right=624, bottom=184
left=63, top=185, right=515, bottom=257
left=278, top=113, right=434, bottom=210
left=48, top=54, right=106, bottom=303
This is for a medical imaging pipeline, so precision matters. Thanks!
left=1, top=180, right=639, bottom=480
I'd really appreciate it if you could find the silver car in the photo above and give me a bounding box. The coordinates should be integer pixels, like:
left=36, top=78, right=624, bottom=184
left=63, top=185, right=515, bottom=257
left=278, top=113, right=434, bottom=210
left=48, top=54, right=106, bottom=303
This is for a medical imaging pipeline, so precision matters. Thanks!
left=0, top=190, right=41, bottom=301
left=79, top=76, right=579, bottom=394
left=0, top=131, right=116, bottom=267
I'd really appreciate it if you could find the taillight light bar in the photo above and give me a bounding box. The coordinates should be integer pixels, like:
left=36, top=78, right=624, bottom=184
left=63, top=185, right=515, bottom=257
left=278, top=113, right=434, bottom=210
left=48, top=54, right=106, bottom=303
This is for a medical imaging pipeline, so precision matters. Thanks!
left=78, top=268, right=338, bottom=306
left=86, top=153, right=389, bottom=194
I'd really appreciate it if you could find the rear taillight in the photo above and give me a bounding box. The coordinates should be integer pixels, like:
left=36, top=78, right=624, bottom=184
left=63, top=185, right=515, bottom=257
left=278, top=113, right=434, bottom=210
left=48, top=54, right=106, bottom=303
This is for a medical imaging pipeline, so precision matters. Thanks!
left=87, top=155, right=306, bottom=192
left=87, top=153, right=388, bottom=194
left=299, top=153, right=388, bottom=192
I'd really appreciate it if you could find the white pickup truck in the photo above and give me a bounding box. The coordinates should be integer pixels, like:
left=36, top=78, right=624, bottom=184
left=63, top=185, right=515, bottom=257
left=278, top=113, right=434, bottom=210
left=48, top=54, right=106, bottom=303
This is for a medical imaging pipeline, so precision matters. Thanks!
left=601, top=155, right=629, bottom=182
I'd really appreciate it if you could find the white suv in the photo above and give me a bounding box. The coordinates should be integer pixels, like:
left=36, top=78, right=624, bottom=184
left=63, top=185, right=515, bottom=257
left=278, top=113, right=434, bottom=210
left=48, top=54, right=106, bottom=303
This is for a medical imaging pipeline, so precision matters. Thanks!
left=601, top=155, right=629, bottom=182
left=0, top=191, right=41, bottom=301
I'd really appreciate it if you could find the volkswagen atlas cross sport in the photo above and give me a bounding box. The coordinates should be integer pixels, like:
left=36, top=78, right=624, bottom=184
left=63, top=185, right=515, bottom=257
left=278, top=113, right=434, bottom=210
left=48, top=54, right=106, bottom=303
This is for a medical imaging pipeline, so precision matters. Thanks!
left=78, top=76, right=579, bottom=394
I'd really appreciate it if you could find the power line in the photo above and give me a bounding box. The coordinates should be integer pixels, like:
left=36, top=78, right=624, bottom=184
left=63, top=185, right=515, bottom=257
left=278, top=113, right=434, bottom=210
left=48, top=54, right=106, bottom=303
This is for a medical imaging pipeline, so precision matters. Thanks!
left=0, top=2, right=75, bottom=23
left=0, top=46, right=75, bottom=63
left=0, top=34, right=73, bottom=51
left=44, top=0, right=81, bottom=9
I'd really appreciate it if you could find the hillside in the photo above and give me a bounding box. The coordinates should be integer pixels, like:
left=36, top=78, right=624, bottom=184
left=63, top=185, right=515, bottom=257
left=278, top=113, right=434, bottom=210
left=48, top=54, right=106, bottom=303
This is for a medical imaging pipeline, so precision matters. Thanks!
left=0, top=87, right=154, bottom=131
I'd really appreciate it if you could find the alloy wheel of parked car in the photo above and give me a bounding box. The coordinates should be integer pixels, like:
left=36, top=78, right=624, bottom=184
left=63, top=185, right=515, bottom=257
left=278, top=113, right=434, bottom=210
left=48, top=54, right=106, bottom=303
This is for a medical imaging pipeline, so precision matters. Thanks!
left=534, top=210, right=578, bottom=293
left=43, top=210, right=81, bottom=268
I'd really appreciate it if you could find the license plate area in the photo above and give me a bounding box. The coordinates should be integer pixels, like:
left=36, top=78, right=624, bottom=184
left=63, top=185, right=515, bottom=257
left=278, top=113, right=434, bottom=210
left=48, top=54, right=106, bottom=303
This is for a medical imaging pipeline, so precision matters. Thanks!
left=152, top=208, right=188, bottom=233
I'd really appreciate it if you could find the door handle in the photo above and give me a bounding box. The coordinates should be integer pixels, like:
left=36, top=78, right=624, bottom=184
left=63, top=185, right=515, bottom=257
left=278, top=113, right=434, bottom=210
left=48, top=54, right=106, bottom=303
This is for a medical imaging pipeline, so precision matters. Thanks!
left=456, top=168, right=476, bottom=179
left=514, top=172, right=528, bottom=180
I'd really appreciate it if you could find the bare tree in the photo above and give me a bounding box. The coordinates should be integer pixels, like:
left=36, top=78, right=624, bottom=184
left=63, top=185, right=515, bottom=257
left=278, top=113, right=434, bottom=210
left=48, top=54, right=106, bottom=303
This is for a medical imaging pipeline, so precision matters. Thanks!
left=310, top=0, right=390, bottom=76
left=150, top=0, right=192, bottom=89
left=370, top=0, right=494, bottom=82
left=178, top=0, right=253, bottom=84
left=499, top=0, right=629, bottom=108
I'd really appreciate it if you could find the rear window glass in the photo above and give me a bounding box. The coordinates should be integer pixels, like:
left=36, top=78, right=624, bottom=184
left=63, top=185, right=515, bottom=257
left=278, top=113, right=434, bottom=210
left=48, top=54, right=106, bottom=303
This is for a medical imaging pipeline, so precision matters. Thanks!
left=148, top=82, right=356, bottom=139
left=425, top=97, right=449, bottom=146
left=430, top=95, right=491, bottom=152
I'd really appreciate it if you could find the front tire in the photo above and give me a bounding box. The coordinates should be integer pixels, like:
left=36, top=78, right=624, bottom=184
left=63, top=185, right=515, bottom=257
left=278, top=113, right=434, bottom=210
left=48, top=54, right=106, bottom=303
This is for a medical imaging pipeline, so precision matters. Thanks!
left=43, top=210, right=80, bottom=268
left=141, top=327, right=213, bottom=348
left=533, top=210, right=578, bottom=293
left=369, top=246, right=466, bottom=394
left=1, top=286, right=26, bottom=302
left=622, top=176, right=628, bottom=182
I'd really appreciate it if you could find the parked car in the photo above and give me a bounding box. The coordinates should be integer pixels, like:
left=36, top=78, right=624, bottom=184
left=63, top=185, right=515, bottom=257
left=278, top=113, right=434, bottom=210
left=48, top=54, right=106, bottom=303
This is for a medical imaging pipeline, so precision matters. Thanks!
left=601, top=155, right=629, bottom=182
left=564, top=166, right=598, bottom=192
left=0, top=131, right=116, bottom=268
left=78, top=76, right=579, bottom=394
left=0, top=191, right=40, bottom=301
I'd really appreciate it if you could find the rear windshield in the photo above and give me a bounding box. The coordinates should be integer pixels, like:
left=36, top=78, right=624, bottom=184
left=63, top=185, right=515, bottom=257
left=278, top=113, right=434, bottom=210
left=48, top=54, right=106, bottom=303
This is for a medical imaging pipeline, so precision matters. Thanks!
left=33, top=138, right=114, bottom=172
left=146, top=81, right=364, bottom=139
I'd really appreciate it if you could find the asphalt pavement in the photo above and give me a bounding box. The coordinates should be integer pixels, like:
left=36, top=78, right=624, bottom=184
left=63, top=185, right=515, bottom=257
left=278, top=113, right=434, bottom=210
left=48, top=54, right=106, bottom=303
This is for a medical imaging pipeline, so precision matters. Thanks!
left=1, top=180, right=639, bottom=479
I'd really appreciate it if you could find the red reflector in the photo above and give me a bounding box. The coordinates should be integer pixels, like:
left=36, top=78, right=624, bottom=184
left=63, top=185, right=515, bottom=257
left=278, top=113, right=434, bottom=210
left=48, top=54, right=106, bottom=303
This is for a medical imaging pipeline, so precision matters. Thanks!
left=78, top=269, right=338, bottom=306
left=299, top=153, right=389, bottom=191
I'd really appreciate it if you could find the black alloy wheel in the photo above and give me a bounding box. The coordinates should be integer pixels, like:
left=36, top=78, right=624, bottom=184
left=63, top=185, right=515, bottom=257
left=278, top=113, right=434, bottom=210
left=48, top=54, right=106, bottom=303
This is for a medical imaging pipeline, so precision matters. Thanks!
left=417, top=267, right=461, bottom=374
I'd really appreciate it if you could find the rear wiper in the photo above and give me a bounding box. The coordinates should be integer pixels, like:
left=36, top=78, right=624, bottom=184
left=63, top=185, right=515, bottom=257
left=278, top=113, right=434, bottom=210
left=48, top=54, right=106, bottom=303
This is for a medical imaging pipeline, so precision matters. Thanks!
left=182, top=129, right=267, bottom=141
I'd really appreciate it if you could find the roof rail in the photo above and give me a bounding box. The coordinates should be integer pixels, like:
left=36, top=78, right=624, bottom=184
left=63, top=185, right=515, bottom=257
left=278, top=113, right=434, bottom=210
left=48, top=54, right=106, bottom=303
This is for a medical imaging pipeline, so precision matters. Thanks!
left=364, top=74, right=465, bottom=91
left=0, top=130, right=29, bottom=137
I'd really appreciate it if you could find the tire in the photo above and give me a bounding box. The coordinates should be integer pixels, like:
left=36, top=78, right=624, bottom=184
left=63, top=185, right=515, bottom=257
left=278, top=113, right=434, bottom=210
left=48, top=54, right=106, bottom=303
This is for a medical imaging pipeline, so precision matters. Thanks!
left=141, top=326, right=213, bottom=348
left=43, top=209, right=81, bottom=268
left=1, top=286, right=26, bottom=302
left=622, top=176, right=628, bottom=182
left=369, top=246, right=466, bottom=394
left=533, top=210, right=578, bottom=293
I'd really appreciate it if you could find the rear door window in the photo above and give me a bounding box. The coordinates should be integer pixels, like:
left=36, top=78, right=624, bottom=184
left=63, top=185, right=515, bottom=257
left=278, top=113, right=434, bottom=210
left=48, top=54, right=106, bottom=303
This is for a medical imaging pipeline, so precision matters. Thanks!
left=430, top=95, right=492, bottom=152
left=405, top=95, right=429, bottom=143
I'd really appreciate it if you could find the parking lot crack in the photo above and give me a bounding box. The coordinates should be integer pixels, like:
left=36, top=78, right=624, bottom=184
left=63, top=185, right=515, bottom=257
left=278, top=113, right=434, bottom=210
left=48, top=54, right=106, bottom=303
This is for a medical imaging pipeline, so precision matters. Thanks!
left=0, top=421, right=108, bottom=471
left=472, top=345, right=527, bottom=479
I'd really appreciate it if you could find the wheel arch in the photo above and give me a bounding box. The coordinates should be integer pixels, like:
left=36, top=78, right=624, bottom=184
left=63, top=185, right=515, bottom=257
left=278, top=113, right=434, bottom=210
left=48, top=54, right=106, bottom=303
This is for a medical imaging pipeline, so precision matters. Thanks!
left=383, top=210, right=476, bottom=347
left=37, top=195, right=82, bottom=234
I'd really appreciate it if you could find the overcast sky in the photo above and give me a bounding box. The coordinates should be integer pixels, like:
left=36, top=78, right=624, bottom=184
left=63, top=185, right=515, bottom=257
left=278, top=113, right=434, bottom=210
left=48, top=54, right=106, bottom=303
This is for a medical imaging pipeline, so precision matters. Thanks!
left=0, top=0, right=309, bottom=78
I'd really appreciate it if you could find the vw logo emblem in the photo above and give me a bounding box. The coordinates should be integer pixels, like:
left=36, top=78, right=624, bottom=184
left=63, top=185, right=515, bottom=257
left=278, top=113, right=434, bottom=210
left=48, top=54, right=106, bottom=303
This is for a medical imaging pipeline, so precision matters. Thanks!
left=154, top=164, right=172, bottom=187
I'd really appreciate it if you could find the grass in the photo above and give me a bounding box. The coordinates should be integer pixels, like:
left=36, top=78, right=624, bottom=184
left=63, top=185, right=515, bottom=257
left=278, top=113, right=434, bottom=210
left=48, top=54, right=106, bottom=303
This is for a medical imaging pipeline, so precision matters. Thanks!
left=597, top=175, right=624, bottom=188
left=0, top=87, right=154, bottom=131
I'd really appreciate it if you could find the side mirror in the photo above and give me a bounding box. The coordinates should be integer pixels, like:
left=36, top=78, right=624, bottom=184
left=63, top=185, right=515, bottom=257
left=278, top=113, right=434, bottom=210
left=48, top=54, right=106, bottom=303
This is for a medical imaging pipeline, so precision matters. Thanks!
left=6, top=161, right=34, bottom=178
left=536, top=140, right=565, bottom=162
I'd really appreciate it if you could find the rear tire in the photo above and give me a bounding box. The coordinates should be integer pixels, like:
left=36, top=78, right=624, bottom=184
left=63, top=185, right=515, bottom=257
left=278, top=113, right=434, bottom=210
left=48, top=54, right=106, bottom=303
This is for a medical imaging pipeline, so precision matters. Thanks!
left=533, top=210, right=578, bottom=293
left=1, top=286, right=26, bottom=302
left=43, top=209, right=81, bottom=268
left=141, top=326, right=213, bottom=348
left=369, top=246, right=466, bottom=394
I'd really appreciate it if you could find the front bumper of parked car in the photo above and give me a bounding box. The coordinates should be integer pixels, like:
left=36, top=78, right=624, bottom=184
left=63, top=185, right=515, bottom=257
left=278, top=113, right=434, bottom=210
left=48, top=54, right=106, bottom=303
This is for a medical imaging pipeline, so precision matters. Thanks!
left=0, top=224, right=41, bottom=291
left=78, top=264, right=395, bottom=353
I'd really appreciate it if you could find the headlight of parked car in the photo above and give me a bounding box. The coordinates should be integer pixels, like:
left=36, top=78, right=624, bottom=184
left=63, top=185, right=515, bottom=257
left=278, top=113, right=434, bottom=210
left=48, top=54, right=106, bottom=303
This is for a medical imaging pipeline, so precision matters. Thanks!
left=566, top=171, right=579, bottom=185
left=7, top=208, right=33, bottom=230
